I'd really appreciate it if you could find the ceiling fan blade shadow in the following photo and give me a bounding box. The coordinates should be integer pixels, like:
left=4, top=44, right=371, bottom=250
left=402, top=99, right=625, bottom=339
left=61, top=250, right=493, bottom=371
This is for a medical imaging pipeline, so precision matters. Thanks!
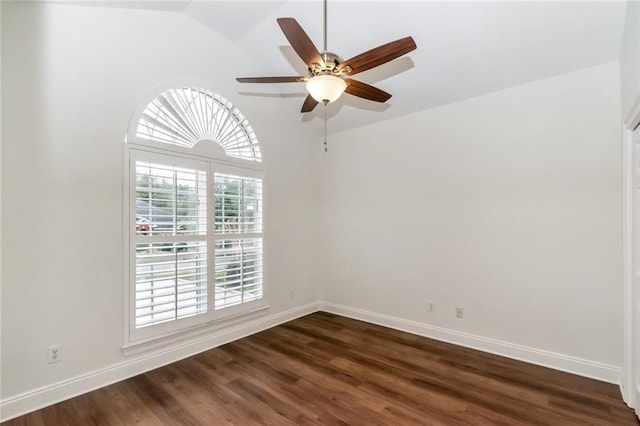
left=344, top=79, right=391, bottom=103
left=340, top=96, right=391, bottom=113
left=301, top=94, right=319, bottom=113
left=277, top=17, right=324, bottom=68
left=279, top=46, right=314, bottom=75
left=236, top=76, right=305, bottom=83
left=337, top=36, right=417, bottom=76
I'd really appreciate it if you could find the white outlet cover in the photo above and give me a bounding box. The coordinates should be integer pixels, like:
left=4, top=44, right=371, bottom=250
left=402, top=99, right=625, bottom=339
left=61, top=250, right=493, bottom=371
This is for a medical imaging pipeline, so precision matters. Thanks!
left=47, top=345, right=62, bottom=364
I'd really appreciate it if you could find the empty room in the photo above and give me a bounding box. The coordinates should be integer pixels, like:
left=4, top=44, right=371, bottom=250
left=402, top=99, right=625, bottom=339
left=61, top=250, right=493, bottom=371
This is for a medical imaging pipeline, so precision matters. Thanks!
left=2, top=0, right=640, bottom=423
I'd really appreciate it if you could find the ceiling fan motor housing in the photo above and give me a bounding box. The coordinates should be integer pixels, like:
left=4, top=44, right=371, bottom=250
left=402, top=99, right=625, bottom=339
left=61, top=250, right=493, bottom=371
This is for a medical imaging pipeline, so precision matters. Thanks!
left=309, top=51, right=350, bottom=76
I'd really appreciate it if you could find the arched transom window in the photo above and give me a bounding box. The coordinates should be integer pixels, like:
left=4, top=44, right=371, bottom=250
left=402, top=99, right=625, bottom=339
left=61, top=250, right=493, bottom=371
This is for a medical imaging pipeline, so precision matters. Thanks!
left=135, top=87, right=261, bottom=162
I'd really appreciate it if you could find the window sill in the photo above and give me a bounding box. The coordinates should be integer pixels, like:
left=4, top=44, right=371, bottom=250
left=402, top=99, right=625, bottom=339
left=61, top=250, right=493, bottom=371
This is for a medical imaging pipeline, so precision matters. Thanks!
left=121, top=305, right=270, bottom=357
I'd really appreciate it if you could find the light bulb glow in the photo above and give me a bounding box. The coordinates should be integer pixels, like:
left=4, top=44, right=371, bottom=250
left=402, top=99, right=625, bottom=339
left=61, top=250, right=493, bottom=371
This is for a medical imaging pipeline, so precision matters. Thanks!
left=305, top=74, right=347, bottom=103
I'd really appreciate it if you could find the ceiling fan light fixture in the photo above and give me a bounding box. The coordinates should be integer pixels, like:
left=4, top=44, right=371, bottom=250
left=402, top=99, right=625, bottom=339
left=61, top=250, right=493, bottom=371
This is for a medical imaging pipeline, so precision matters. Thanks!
left=305, top=74, right=347, bottom=103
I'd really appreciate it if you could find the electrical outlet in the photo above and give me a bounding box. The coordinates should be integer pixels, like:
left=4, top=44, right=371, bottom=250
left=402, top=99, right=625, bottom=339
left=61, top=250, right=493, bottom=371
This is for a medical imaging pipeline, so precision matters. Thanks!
left=289, top=289, right=295, bottom=299
left=47, top=345, right=62, bottom=364
left=455, top=307, right=463, bottom=319
left=428, top=301, right=436, bottom=313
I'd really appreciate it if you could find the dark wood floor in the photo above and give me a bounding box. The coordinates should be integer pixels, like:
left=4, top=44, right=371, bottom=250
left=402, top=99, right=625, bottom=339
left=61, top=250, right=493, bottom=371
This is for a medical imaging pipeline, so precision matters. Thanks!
left=4, top=312, right=638, bottom=425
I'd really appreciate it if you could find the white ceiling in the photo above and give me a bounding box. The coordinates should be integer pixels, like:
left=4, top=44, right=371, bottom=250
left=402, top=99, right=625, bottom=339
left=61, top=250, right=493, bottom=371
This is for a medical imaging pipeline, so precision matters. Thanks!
left=106, top=1, right=629, bottom=135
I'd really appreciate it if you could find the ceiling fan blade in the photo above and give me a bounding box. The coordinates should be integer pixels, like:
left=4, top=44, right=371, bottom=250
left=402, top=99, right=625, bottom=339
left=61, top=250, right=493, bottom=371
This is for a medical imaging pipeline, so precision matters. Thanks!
left=337, top=36, right=417, bottom=76
left=236, top=76, right=306, bottom=83
left=344, top=79, right=391, bottom=103
left=301, top=94, right=319, bottom=113
left=277, top=18, right=324, bottom=67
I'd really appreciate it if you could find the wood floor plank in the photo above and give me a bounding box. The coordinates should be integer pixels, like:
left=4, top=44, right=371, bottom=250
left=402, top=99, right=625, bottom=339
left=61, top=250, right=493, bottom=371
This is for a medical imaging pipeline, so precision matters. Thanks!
left=3, top=312, right=638, bottom=425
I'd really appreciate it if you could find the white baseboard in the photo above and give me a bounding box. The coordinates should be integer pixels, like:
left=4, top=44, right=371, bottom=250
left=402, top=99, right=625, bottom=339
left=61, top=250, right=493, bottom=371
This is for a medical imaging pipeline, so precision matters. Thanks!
left=0, top=302, right=321, bottom=423
left=1, top=300, right=622, bottom=422
left=319, top=302, right=621, bottom=385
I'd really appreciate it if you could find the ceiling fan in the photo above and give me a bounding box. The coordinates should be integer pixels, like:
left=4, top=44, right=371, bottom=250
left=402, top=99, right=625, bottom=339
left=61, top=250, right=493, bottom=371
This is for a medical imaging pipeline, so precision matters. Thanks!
left=236, top=0, right=417, bottom=113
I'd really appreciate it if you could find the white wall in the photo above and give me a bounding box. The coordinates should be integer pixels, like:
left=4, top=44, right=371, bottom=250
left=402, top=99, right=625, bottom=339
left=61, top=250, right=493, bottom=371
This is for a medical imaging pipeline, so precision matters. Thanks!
left=621, top=1, right=640, bottom=120
left=322, top=62, right=622, bottom=367
left=1, top=2, right=323, bottom=403
left=0, top=0, right=4, bottom=402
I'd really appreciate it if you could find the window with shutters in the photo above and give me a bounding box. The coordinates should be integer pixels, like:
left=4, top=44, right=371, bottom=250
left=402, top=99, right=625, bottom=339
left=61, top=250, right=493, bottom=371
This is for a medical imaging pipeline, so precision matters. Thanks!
left=124, top=87, right=266, bottom=345
left=214, top=173, right=263, bottom=310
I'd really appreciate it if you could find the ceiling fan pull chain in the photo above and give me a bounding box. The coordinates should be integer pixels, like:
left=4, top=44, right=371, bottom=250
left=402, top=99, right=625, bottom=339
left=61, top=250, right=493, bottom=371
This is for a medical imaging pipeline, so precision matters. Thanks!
left=324, top=102, right=328, bottom=152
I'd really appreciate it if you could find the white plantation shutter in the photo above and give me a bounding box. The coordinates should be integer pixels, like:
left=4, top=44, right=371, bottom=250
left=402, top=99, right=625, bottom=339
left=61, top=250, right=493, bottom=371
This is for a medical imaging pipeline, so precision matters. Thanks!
left=133, top=159, right=209, bottom=328
left=135, top=241, right=208, bottom=327
left=215, top=239, right=263, bottom=308
left=136, top=88, right=262, bottom=162
left=214, top=174, right=264, bottom=310
left=129, top=151, right=265, bottom=341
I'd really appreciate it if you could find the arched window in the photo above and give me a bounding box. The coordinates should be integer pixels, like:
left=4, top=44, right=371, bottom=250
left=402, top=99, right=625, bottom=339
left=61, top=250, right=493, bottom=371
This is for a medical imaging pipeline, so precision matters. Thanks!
left=124, top=86, right=266, bottom=345
left=135, top=87, right=261, bottom=162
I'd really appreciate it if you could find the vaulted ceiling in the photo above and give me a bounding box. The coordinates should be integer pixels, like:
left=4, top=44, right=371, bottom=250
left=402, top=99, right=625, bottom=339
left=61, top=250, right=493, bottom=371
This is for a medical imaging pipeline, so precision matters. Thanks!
left=97, top=1, right=629, bottom=135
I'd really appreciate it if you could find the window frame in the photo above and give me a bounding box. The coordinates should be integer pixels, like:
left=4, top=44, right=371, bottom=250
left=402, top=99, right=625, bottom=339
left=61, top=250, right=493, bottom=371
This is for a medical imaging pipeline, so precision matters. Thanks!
left=124, top=145, right=267, bottom=346
left=123, top=86, right=267, bottom=347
